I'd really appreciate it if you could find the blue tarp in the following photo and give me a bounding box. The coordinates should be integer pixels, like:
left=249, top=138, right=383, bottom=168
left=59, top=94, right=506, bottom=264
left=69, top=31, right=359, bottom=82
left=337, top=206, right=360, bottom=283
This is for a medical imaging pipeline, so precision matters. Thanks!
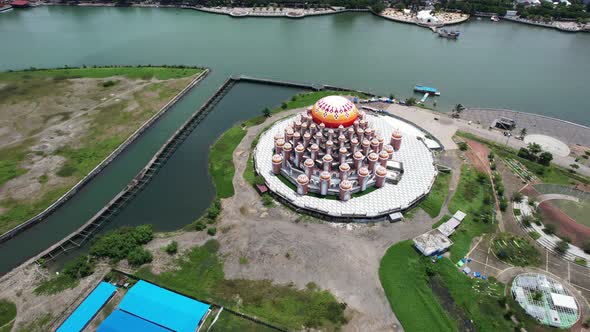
left=98, top=310, right=170, bottom=332
left=57, top=282, right=116, bottom=332
left=118, top=280, right=210, bottom=332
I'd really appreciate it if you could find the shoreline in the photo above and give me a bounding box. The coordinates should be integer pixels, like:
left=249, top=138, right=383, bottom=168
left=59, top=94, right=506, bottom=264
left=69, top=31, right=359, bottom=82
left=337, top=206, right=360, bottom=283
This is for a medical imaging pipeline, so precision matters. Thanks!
left=34, top=2, right=590, bottom=33
left=0, top=67, right=210, bottom=244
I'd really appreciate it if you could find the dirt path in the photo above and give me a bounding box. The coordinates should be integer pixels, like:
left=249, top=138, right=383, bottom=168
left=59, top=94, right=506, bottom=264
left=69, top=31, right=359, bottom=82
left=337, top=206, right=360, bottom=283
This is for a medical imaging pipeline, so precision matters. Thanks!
left=212, top=110, right=440, bottom=331
left=435, top=150, right=462, bottom=220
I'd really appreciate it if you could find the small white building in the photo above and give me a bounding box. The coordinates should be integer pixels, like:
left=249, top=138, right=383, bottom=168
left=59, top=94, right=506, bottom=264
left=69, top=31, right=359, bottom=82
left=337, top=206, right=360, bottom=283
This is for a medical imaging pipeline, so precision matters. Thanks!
left=413, top=229, right=452, bottom=256
left=417, top=10, right=439, bottom=24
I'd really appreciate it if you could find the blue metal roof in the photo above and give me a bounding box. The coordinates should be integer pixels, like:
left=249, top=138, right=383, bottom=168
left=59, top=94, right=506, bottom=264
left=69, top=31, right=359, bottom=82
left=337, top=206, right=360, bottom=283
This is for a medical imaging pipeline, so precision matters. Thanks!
left=118, top=280, right=210, bottom=332
left=97, top=310, right=171, bottom=332
left=57, top=282, right=116, bottom=332
left=414, top=85, right=438, bottom=93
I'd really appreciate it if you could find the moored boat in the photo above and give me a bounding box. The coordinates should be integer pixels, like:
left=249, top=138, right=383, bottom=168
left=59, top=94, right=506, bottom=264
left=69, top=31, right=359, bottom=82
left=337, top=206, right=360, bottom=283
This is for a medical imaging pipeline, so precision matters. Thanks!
left=491, top=15, right=500, bottom=22
left=437, top=28, right=460, bottom=39
left=0, top=5, right=13, bottom=12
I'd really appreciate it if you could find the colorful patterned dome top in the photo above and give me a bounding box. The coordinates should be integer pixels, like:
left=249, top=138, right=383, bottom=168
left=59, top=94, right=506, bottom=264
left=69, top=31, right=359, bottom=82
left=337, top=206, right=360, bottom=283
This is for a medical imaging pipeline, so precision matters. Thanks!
left=311, top=96, right=359, bottom=128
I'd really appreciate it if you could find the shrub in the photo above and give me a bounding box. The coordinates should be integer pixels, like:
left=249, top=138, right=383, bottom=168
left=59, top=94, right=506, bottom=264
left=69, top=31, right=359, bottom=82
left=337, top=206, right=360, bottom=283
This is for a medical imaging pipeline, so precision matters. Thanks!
left=514, top=209, right=521, bottom=217
left=206, top=199, right=222, bottom=221
left=62, top=255, right=94, bottom=279
left=458, top=142, right=468, bottom=151
left=499, top=197, right=508, bottom=212
left=554, top=240, right=569, bottom=255
left=101, top=80, right=118, bottom=87
left=165, top=241, right=178, bottom=255
left=261, top=193, right=274, bottom=207
left=529, top=231, right=541, bottom=240
left=127, top=248, right=153, bottom=266
left=195, top=221, right=206, bottom=231
left=512, top=192, right=524, bottom=203
left=543, top=224, right=557, bottom=235
left=574, top=258, right=587, bottom=266
left=207, top=227, right=217, bottom=236
left=521, top=215, right=532, bottom=227
left=132, top=225, right=154, bottom=245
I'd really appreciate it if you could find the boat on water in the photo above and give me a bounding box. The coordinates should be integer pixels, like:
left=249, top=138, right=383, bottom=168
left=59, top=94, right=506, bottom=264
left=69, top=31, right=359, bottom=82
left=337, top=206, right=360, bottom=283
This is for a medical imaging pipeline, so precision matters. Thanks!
left=414, top=85, right=441, bottom=96
left=437, top=28, right=460, bottom=39
left=10, top=0, right=30, bottom=8
left=0, top=4, right=13, bottom=12
left=491, top=15, right=500, bottom=22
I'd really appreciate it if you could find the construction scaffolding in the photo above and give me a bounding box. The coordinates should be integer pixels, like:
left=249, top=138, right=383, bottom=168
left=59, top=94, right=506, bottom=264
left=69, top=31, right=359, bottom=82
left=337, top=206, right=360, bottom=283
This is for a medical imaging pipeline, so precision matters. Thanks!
left=511, top=273, right=580, bottom=329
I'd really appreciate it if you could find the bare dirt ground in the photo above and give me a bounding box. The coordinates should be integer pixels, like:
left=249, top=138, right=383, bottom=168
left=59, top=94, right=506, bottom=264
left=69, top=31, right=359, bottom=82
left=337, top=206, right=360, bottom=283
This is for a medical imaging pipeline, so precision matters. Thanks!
left=211, top=110, right=444, bottom=332
left=538, top=201, right=590, bottom=247
left=0, top=74, right=196, bottom=233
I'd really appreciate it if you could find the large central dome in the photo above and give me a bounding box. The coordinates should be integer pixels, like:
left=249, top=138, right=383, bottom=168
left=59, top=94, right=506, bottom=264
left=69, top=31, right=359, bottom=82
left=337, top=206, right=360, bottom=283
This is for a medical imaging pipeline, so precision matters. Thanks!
left=311, top=95, right=359, bottom=128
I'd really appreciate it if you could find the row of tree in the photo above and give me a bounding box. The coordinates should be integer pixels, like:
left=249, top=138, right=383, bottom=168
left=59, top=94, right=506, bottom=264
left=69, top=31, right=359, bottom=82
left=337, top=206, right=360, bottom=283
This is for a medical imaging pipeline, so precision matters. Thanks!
left=517, top=1, right=589, bottom=21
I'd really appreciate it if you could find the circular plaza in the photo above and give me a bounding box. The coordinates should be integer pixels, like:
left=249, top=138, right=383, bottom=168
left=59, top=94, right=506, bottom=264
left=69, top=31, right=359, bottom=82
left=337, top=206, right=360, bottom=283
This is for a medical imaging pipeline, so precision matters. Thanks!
left=253, top=95, right=439, bottom=221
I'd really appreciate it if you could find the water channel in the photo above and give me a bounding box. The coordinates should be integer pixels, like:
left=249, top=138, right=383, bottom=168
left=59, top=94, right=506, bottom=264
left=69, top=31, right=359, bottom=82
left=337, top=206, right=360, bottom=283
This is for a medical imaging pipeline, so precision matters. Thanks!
left=0, top=6, right=589, bottom=273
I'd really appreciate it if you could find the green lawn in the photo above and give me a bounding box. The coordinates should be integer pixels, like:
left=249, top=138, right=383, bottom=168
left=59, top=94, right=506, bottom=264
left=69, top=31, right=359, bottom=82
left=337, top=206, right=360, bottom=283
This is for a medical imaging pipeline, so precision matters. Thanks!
left=379, top=241, right=514, bottom=332
left=137, top=240, right=346, bottom=331
left=379, top=241, right=457, bottom=332
left=446, top=165, right=496, bottom=260
left=420, top=172, right=451, bottom=218
left=0, top=66, right=202, bottom=81
left=456, top=131, right=589, bottom=185
left=211, top=311, right=277, bottom=332
left=209, top=126, right=247, bottom=199
left=0, top=300, right=16, bottom=330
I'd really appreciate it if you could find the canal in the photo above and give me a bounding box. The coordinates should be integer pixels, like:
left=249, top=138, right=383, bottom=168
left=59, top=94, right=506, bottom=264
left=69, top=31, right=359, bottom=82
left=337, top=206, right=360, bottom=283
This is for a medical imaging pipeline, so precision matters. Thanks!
left=0, top=6, right=589, bottom=273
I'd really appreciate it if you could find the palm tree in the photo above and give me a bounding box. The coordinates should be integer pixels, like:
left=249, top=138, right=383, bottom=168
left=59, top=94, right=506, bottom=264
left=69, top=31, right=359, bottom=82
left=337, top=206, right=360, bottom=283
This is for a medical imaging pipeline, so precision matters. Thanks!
left=262, top=107, right=271, bottom=118
left=520, top=127, right=527, bottom=138
left=452, top=104, right=465, bottom=118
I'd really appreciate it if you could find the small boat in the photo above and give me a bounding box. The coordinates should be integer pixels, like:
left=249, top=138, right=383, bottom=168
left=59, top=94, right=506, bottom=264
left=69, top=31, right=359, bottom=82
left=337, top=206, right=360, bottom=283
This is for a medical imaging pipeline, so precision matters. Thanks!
left=491, top=15, right=500, bottom=22
left=437, top=28, right=460, bottom=39
left=414, top=85, right=441, bottom=96
left=0, top=5, right=13, bottom=12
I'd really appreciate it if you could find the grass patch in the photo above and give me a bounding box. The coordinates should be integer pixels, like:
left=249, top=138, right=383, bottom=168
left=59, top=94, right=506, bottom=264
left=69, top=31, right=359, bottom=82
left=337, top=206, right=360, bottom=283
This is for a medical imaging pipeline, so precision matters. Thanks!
left=34, top=274, right=79, bottom=295
left=0, top=66, right=203, bottom=81
left=420, top=172, right=451, bottom=218
left=379, top=241, right=513, bottom=332
left=209, top=126, right=246, bottom=199
left=456, top=131, right=589, bottom=185
left=0, top=300, right=16, bottom=329
left=574, top=257, right=587, bottom=266
left=137, top=240, right=346, bottom=331
left=446, top=165, right=496, bottom=260
left=211, top=310, right=277, bottom=331
left=0, top=143, right=29, bottom=188
left=379, top=241, right=457, bottom=332
left=492, top=233, right=541, bottom=267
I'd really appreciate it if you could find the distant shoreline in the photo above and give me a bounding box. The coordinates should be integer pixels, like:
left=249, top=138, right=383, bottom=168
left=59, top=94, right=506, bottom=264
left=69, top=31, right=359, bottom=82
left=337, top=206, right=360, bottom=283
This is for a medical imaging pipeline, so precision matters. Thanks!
left=29, top=3, right=590, bottom=33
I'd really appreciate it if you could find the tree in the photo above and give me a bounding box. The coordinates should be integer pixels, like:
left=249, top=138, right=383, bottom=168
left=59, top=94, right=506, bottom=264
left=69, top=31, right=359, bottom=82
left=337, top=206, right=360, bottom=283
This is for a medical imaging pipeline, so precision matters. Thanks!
left=127, top=248, right=153, bottom=266
left=405, top=97, right=417, bottom=106
left=527, top=143, right=542, bottom=155
left=262, top=107, right=271, bottom=117
left=63, top=255, right=94, bottom=279
left=512, top=192, right=524, bottom=203
left=538, top=151, right=553, bottom=166
left=452, top=104, right=465, bottom=118
left=519, top=127, right=527, bottom=138
left=555, top=240, right=569, bottom=255
left=165, top=241, right=178, bottom=255
left=543, top=223, right=557, bottom=235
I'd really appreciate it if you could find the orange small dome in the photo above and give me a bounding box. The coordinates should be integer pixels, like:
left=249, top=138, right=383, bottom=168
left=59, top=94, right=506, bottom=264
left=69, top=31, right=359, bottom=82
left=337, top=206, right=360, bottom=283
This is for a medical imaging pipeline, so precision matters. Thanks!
left=311, top=96, right=359, bottom=128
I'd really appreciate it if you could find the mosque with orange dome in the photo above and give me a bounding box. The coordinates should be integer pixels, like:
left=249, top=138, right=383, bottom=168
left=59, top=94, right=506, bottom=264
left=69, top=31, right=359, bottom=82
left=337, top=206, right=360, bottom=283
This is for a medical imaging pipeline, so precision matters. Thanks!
left=254, top=93, right=438, bottom=220
left=269, top=95, right=404, bottom=201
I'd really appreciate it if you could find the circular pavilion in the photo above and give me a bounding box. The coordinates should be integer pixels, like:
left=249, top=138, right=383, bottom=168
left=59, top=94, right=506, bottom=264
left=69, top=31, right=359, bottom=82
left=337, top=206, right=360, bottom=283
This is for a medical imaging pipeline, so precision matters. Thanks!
left=254, top=95, right=439, bottom=220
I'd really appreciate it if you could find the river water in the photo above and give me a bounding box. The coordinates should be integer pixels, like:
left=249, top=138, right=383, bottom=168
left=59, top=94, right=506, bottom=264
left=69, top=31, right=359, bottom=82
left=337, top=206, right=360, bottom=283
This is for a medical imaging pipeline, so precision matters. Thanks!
left=0, top=6, right=589, bottom=273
